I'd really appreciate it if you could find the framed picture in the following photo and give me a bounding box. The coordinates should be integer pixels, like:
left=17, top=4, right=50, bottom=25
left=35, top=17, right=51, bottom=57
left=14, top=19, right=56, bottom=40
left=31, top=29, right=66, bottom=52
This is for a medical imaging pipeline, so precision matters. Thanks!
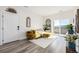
left=26, top=17, right=31, bottom=27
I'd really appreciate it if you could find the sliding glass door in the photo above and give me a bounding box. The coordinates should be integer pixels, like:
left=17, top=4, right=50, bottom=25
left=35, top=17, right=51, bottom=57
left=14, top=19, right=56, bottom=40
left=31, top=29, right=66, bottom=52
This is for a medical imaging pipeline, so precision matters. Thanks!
left=54, top=19, right=70, bottom=34
left=54, top=20, right=60, bottom=34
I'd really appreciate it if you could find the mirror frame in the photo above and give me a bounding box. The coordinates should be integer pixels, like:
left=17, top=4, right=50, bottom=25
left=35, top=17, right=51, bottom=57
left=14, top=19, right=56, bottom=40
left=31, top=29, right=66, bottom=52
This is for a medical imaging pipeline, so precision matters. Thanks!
left=26, top=17, right=31, bottom=27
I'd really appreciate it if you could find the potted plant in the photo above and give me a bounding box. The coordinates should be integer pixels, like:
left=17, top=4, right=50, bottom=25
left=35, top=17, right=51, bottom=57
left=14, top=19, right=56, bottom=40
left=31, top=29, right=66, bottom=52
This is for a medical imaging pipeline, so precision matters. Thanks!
left=65, top=34, right=78, bottom=50
left=65, top=24, right=74, bottom=34
left=43, top=24, right=49, bottom=31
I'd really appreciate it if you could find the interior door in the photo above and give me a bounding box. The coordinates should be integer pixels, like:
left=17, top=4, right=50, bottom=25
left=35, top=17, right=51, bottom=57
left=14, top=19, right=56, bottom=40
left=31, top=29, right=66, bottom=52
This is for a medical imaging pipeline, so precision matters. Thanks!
left=3, top=11, right=19, bottom=43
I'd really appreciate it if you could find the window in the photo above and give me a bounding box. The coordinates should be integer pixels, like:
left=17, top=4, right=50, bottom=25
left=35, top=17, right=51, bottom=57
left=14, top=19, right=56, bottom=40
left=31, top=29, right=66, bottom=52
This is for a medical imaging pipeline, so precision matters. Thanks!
left=54, top=19, right=70, bottom=34
left=54, top=20, right=60, bottom=34
left=60, top=19, right=70, bottom=34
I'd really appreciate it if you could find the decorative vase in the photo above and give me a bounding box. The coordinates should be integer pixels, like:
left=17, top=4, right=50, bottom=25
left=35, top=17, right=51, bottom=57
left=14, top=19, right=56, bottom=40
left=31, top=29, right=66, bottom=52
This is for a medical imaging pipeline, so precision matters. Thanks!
left=68, top=41, right=76, bottom=49
left=68, top=29, right=74, bottom=34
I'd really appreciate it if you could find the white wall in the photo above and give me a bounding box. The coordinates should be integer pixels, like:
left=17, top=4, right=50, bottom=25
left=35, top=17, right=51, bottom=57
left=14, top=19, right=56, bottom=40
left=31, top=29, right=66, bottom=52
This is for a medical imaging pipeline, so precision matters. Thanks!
left=0, top=11, right=2, bottom=45
left=14, top=7, right=43, bottom=40
left=0, top=12, right=2, bottom=45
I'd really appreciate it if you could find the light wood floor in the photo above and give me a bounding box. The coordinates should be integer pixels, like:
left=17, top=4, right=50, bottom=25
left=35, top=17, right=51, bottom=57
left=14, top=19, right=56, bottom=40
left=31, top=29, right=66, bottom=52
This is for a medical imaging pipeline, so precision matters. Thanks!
left=0, top=37, right=66, bottom=53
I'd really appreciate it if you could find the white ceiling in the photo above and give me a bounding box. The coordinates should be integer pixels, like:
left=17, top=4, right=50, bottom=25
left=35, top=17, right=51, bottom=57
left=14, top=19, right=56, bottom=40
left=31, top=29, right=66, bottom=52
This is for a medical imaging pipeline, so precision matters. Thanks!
left=26, top=6, right=79, bottom=16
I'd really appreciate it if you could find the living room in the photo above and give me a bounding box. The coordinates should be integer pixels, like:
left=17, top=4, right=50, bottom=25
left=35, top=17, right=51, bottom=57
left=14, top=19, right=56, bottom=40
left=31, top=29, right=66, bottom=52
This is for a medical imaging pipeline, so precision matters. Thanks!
left=0, top=6, right=79, bottom=53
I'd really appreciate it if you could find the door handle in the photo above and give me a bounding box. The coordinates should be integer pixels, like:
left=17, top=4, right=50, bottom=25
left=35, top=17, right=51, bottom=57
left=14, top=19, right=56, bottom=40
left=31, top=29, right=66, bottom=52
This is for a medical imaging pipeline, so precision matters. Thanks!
left=17, top=26, right=20, bottom=30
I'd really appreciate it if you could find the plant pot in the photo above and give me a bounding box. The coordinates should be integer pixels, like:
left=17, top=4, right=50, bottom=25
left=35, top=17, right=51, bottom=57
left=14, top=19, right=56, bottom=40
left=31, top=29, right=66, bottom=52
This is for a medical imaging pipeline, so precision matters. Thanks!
left=68, top=41, right=76, bottom=49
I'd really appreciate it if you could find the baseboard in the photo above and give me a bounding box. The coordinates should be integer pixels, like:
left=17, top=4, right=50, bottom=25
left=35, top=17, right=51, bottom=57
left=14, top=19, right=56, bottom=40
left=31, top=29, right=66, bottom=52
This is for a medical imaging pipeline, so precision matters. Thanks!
left=19, top=37, right=27, bottom=40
